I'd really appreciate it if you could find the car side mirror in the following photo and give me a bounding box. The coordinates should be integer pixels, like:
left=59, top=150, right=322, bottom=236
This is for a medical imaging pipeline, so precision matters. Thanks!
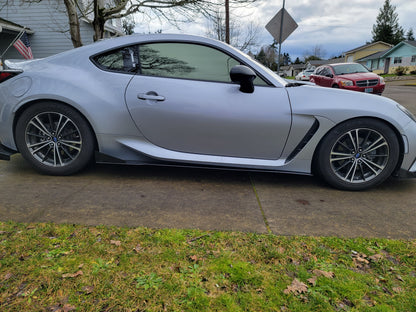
left=230, top=65, right=256, bottom=94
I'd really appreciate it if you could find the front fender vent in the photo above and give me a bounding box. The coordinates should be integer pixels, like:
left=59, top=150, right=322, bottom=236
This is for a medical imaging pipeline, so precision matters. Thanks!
left=285, top=119, right=320, bottom=163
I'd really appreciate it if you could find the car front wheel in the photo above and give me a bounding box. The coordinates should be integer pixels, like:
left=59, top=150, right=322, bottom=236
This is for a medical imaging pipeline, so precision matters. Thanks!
left=15, top=102, right=95, bottom=175
left=315, top=118, right=400, bottom=191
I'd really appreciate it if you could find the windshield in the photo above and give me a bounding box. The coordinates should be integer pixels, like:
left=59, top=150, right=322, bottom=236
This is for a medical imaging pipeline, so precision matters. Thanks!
left=332, top=63, right=369, bottom=75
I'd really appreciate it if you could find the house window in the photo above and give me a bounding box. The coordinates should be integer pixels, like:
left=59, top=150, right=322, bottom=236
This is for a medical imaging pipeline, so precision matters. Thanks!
left=411, top=55, right=416, bottom=63
left=394, top=57, right=402, bottom=64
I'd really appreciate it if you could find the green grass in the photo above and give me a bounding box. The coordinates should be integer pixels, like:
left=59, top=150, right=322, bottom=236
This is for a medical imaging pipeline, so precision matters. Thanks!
left=1, top=221, right=415, bottom=311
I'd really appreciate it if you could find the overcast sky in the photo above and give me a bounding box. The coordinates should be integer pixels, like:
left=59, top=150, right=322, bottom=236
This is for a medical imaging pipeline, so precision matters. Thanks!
left=134, top=0, right=415, bottom=61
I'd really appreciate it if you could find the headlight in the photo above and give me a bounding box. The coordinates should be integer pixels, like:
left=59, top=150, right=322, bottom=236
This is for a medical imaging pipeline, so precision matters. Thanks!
left=379, top=76, right=385, bottom=84
left=397, top=104, right=416, bottom=122
left=339, top=80, right=353, bottom=87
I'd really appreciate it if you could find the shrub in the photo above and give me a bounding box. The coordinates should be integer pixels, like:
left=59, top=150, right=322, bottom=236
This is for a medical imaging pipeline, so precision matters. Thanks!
left=394, top=66, right=408, bottom=76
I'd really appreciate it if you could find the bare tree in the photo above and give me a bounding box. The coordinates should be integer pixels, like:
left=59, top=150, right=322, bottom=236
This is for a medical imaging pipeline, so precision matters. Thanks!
left=303, top=44, right=327, bottom=61
left=205, top=1, right=260, bottom=51
left=64, top=0, right=83, bottom=47
left=2, top=0, right=259, bottom=48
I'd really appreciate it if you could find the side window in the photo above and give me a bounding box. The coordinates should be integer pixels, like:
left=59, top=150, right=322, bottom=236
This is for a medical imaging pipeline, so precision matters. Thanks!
left=138, top=42, right=268, bottom=85
left=93, top=46, right=138, bottom=73
left=321, top=67, right=331, bottom=76
left=314, top=67, right=323, bottom=76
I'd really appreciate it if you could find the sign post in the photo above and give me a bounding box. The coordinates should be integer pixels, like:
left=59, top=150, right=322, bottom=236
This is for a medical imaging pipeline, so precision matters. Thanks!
left=265, top=1, right=298, bottom=73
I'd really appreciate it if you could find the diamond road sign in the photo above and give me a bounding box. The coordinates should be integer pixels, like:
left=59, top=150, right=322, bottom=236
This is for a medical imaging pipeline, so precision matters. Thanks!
left=265, top=8, right=298, bottom=44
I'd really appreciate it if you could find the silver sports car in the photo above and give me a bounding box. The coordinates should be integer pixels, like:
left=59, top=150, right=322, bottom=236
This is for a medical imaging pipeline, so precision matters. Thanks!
left=1, top=34, right=416, bottom=190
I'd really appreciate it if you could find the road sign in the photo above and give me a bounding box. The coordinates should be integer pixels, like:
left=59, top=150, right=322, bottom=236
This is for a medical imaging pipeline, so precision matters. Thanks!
left=266, top=8, right=298, bottom=44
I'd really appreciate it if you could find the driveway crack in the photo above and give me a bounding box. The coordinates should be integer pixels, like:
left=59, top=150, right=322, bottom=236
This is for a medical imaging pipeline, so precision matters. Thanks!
left=249, top=174, right=272, bottom=234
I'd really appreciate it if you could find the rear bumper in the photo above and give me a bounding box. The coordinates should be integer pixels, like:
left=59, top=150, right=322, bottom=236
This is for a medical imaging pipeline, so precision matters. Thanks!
left=0, top=144, right=16, bottom=160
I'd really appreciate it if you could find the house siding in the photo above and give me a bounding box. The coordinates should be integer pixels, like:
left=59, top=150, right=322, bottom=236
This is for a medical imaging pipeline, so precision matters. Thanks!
left=382, top=43, right=416, bottom=74
left=1, top=0, right=95, bottom=59
left=386, top=45, right=416, bottom=73
left=344, top=42, right=392, bottom=63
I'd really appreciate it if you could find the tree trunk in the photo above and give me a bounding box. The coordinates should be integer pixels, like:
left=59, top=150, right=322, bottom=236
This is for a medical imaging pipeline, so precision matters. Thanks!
left=93, top=0, right=106, bottom=41
left=63, top=0, right=83, bottom=47
left=225, top=0, right=230, bottom=44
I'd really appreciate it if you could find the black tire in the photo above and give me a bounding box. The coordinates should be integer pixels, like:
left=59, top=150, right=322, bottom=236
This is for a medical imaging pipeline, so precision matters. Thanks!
left=315, top=118, right=400, bottom=191
left=332, top=84, right=339, bottom=88
left=15, top=102, right=95, bottom=175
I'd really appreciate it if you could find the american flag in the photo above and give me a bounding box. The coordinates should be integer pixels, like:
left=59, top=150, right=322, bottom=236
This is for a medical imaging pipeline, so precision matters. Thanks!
left=13, top=32, right=33, bottom=59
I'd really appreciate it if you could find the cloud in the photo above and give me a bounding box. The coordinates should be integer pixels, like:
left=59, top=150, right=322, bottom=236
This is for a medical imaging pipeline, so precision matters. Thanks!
left=133, top=0, right=415, bottom=60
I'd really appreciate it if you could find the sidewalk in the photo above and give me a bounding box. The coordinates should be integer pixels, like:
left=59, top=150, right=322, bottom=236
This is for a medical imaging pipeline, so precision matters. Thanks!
left=385, top=75, right=416, bottom=86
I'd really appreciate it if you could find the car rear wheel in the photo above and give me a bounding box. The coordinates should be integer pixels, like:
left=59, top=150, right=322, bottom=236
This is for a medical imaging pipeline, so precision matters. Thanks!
left=15, top=102, right=95, bottom=175
left=315, top=118, right=400, bottom=191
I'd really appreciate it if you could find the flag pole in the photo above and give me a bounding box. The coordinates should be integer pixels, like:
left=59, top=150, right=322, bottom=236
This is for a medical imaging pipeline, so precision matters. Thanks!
left=0, top=27, right=26, bottom=62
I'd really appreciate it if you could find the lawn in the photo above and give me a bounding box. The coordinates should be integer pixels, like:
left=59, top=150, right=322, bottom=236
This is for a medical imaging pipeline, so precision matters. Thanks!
left=1, top=221, right=415, bottom=311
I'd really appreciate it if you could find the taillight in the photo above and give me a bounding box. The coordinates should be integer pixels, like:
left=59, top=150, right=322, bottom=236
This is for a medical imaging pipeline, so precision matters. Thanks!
left=0, top=71, right=21, bottom=83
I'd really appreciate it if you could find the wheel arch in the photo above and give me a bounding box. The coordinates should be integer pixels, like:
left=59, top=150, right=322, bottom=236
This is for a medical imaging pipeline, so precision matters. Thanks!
left=312, top=116, right=405, bottom=175
left=12, top=99, right=99, bottom=153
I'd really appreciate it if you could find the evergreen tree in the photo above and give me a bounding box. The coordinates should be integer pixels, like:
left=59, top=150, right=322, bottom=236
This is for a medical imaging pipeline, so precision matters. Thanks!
left=372, top=0, right=404, bottom=45
left=407, top=29, right=415, bottom=41
left=294, top=57, right=302, bottom=64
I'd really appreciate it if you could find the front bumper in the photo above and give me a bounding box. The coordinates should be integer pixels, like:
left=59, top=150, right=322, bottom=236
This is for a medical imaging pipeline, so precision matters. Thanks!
left=0, top=144, right=16, bottom=160
left=342, top=84, right=385, bottom=95
left=396, top=168, right=416, bottom=178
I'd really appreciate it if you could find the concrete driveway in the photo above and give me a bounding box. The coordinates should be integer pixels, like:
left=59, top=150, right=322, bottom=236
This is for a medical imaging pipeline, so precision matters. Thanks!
left=1, top=83, right=415, bottom=239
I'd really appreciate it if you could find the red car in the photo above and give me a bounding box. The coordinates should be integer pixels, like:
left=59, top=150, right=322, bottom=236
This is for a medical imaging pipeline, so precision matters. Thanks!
left=310, top=62, right=385, bottom=95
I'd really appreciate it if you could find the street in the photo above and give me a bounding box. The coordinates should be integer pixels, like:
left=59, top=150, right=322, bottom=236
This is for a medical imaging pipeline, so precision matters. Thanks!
left=1, top=83, right=415, bottom=239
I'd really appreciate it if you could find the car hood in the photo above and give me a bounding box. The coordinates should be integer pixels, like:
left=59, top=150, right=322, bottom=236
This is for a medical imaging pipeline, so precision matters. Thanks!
left=337, top=72, right=381, bottom=81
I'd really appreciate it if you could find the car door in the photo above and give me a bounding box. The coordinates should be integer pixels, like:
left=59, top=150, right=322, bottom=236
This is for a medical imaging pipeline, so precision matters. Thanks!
left=320, top=67, right=334, bottom=87
left=124, top=42, right=292, bottom=160
left=311, top=67, right=322, bottom=85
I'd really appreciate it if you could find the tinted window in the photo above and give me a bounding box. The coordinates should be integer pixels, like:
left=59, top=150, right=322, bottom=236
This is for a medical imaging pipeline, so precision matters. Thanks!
left=314, top=67, right=323, bottom=76
left=139, top=43, right=238, bottom=82
left=138, top=43, right=268, bottom=85
left=321, top=67, right=331, bottom=76
left=332, top=63, right=369, bottom=75
left=93, top=46, right=139, bottom=73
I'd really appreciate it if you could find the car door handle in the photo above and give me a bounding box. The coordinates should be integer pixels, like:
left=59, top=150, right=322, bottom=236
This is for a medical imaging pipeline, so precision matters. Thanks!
left=137, top=92, right=165, bottom=101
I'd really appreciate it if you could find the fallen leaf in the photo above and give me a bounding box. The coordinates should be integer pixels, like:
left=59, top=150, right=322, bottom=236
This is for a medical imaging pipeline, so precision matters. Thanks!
left=277, top=247, right=286, bottom=254
left=62, top=270, right=83, bottom=278
left=392, top=286, right=403, bottom=293
left=313, top=269, right=335, bottom=278
left=81, top=286, right=94, bottom=294
left=382, top=287, right=392, bottom=295
left=3, top=272, right=13, bottom=280
left=307, top=276, right=317, bottom=286
left=189, top=255, right=202, bottom=262
left=369, top=254, right=383, bottom=262
left=133, top=243, right=143, bottom=253
left=283, top=278, right=308, bottom=294
left=62, top=304, right=77, bottom=312
left=110, top=240, right=121, bottom=246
